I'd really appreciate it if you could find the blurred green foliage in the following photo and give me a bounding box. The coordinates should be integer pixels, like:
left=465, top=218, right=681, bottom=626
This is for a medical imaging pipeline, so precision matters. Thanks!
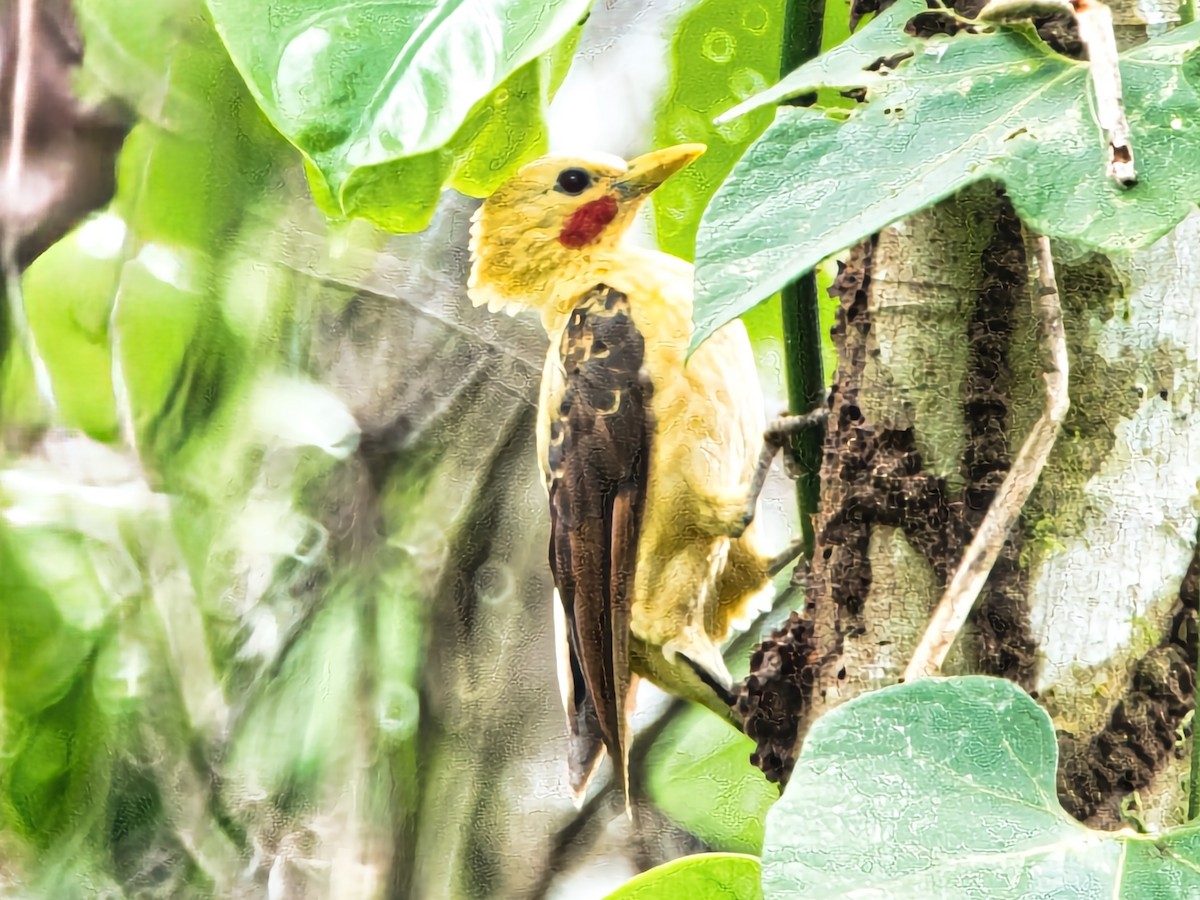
left=2, top=0, right=423, bottom=892
left=652, top=0, right=785, bottom=262
left=0, top=0, right=873, bottom=894
left=205, top=0, right=589, bottom=231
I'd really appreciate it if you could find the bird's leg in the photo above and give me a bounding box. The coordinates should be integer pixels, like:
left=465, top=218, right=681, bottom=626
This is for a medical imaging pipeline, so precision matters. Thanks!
left=904, top=233, right=1069, bottom=682
left=735, top=408, right=830, bottom=538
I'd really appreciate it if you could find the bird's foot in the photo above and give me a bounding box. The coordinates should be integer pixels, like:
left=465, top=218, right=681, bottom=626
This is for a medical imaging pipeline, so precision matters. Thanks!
left=739, top=406, right=830, bottom=534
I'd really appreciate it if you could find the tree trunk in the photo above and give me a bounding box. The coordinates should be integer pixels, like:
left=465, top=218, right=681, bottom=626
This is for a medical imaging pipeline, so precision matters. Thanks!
left=797, top=129, right=1200, bottom=827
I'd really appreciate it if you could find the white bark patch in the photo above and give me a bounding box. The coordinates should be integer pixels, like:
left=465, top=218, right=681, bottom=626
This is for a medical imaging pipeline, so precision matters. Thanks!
left=865, top=190, right=995, bottom=485
left=1030, top=213, right=1200, bottom=698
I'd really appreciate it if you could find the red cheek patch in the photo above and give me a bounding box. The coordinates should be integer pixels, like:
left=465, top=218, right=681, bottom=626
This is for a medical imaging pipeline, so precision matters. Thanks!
left=558, top=195, right=619, bottom=249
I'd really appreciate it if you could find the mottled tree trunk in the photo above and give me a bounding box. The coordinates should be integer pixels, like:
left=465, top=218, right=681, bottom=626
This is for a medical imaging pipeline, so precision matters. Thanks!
left=784, top=109, right=1200, bottom=828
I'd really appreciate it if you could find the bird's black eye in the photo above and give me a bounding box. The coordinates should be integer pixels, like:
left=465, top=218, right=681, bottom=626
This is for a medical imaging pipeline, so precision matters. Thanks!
left=555, top=167, right=592, bottom=195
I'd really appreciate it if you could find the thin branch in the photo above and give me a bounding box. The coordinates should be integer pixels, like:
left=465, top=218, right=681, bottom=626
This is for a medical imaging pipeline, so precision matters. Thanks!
left=2, top=0, right=34, bottom=212
left=2, top=0, right=57, bottom=408
left=904, top=233, right=1069, bottom=681
left=1074, top=0, right=1137, bottom=186
left=778, top=0, right=828, bottom=559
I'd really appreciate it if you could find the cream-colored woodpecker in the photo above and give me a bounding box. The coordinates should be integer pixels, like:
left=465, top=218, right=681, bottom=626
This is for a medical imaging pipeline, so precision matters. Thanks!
left=468, top=144, right=796, bottom=810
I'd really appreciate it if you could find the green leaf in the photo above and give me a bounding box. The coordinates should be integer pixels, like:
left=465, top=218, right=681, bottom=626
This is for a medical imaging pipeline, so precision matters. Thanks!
left=604, top=853, right=763, bottom=900
left=110, top=242, right=208, bottom=441
left=332, top=60, right=551, bottom=232
left=763, top=676, right=1200, bottom=898
left=0, top=533, right=96, bottom=717
left=2, top=657, right=109, bottom=846
left=73, top=0, right=222, bottom=127
left=205, top=0, right=589, bottom=230
left=721, top=0, right=926, bottom=120
left=20, top=223, right=120, bottom=442
left=692, top=15, right=1200, bottom=347
left=0, top=337, right=49, bottom=431
left=645, top=706, right=777, bottom=854
left=446, top=61, right=549, bottom=198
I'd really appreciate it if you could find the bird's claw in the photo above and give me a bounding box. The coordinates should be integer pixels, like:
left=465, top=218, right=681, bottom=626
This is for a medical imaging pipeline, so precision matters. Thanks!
left=739, top=407, right=830, bottom=535
left=763, top=407, right=830, bottom=447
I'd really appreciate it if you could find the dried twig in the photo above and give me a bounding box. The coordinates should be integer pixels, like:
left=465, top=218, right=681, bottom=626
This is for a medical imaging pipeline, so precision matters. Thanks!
left=904, top=233, right=1069, bottom=681
left=977, top=0, right=1136, bottom=186
left=1074, top=0, right=1136, bottom=186
left=1, top=0, right=35, bottom=218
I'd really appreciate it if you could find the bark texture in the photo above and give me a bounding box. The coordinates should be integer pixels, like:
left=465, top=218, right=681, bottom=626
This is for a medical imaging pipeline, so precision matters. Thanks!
left=741, top=0, right=1200, bottom=824
left=745, top=171, right=1200, bottom=826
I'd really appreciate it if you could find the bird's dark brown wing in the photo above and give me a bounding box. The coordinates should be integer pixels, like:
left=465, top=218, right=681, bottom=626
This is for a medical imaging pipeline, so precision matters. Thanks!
left=547, top=285, right=652, bottom=806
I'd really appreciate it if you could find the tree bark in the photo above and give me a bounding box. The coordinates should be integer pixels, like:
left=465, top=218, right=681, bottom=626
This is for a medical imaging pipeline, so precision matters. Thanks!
left=781, top=170, right=1200, bottom=828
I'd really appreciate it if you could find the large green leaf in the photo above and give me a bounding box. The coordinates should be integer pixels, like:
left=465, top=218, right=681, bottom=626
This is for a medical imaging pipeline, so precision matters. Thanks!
left=763, top=676, right=1200, bottom=898
left=205, top=0, right=590, bottom=231
left=604, top=853, right=763, bottom=900
left=692, top=5, right=1200, bottom=347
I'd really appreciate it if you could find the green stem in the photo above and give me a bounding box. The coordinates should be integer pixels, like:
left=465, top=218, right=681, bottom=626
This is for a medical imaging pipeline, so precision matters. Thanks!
left=780, top=278, right=824, bottom=556
left=778, top=0, right=827, bottom=557
left=780, top=0, right=826, bottom=74
left=1191, top=612, right=1200, bottom=819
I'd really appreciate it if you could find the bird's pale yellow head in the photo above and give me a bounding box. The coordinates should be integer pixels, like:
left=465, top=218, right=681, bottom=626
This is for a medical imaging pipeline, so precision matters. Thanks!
left=468, top=144, right=705, bottom=320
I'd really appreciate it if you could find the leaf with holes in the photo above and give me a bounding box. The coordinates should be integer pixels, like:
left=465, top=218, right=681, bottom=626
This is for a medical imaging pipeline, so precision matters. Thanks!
left=763, top=676, right=1200, bottom=897
left=205, top=0, right=590, bottom=232
left=691, top=3, right=1200, bottom=348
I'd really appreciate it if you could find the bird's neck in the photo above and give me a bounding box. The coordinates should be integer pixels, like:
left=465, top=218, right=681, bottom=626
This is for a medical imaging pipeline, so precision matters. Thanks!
left=541, top=246, right=695, bottom=343
left=537, top=252, right=624, bottom=333
left=471, top=234, right=692, bottom=340
left=475, top=245, right=629, bottom=335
